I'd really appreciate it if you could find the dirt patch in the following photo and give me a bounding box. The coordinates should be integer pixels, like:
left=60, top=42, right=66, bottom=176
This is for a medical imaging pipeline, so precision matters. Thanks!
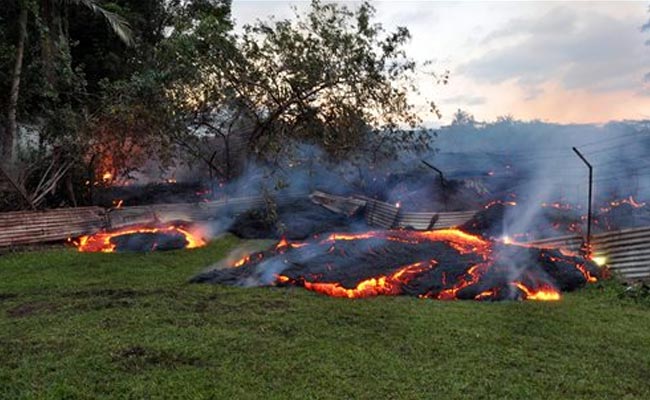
left=65, top=288, right=171, bottom=312
left=112, top=345, right=204, bottom=372
left=7, top=301, right=58, bottom=318
left=0, top=293, right=18, bottom=302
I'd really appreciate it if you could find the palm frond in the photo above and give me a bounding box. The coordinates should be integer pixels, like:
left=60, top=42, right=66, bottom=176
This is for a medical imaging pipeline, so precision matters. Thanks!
left=63, top=0, right=134, bottom=46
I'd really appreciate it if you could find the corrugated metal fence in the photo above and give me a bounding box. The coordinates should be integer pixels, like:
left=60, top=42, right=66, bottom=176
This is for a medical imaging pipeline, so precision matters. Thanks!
left=359, top=197, right=477, bottom=230
left=528, top=227, right=650, bottom=281
left=0, top=194, right=304, bottom=248
left=0, top=207, right=106, bottom=247
left=2, top=194, right=649, bottom=281
left=362, top=198, right=650, bottom=281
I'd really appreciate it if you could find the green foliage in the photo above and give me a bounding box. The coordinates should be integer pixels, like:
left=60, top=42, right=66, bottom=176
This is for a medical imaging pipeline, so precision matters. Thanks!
left=167, top=0, right=441, bottom=175
left=616, top=282, right=650, bottom=306
left=1, top=0, right=445, bottom=205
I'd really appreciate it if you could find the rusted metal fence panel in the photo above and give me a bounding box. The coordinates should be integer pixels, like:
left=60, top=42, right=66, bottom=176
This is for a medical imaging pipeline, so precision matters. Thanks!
left=527, top=227, right=650, bottom=281
left=359, top=197, right=477, bottom=230
left=0, top=194, right=305, bottom=247
left=106, top=194, right=303, bottom=228
left=591, top=227, right=650, bottom=280
left=0, top=207, right=106, bottom=247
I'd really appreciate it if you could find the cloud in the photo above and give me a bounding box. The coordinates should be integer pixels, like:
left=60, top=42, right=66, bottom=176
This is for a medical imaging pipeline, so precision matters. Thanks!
left=460, top=7, right=650, bottom=95
left=481, top=7, right=578, bottom=45
left=442, top=94, right=487, bottom=106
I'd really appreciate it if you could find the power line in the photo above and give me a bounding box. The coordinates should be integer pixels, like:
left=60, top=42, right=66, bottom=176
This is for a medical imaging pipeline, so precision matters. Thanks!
left=575, top=131, right=649, bottom=149
left=583, top=141, right=648, bottom=156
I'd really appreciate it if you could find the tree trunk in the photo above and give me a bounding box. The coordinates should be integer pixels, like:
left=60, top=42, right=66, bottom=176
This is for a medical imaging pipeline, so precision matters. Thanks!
left=4, top=4, right=28, bottom=163
left=40, top=0, right=60, bottom=86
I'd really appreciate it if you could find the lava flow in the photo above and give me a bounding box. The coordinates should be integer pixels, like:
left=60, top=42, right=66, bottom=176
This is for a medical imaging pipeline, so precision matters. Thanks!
left=73, top=224, right=205, bottom=253
left=194, top=228, right=599, bottom=301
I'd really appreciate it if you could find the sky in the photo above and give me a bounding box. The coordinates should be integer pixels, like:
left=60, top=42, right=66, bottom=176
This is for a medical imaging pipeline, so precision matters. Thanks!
left=231, top=1, right=650, bottom=126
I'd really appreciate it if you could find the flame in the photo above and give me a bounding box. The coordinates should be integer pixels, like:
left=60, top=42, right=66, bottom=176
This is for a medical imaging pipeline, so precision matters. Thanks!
left=73, top=225, right=205, bottom=253
left=233, top=255, right=251, bottom=267
left=541, top=202, right=573, bottom=210
left=102, top=172, right=113, bottom=182
left=274, top=237, right=308, bottom=252
left=513, top=282, right=560, bottom=301
left=602, top=195, right=646, bottom=212
left=474, top=288, right=497, bottom=300
left=590, top=255, right=607, bottom=267
left=483, top=200, right=517, bottom=209
left=112, top=199, right=124, bottom=209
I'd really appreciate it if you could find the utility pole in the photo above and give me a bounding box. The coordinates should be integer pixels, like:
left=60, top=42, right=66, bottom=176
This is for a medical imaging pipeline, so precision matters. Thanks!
left=572, top=147, right=593, bottom=253
left=421, top=160, right=448, bottom=211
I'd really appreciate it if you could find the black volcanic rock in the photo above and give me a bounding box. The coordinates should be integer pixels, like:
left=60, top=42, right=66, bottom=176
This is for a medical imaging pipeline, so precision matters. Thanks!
left=110, top=232, right=188, bottom=252
left=193, top=230, right=600, bottom=301
left=228, top=199, right=364, bottom=240
left=459, top=204, right=508, bottom=238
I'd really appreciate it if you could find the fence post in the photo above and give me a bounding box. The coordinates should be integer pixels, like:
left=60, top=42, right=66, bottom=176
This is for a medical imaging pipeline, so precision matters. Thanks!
left=421, top=160, right=448, bottom=211
left=572, top=147, right=593, bottom=253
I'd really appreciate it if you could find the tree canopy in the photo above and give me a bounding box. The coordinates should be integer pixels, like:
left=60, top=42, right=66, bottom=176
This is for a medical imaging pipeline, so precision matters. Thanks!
left=0, top=0, right=443, bottom=209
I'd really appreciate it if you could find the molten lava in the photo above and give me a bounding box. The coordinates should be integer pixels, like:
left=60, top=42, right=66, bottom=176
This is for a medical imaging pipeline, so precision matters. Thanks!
left=600, top=195, right=647, bottom=213
left=483, top=200, right=517, bottom=209
left=196, top=228, right=599, bottom=302
left=74, top=225, right=205, bottom=253
left=512, top=282, right=561, bottom=301
left=279, top=261, right=436, bottom=299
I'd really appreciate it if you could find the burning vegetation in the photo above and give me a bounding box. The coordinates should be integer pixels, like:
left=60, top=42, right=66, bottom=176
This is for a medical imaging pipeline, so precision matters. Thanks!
left=192, top=228, right=599, bottom=301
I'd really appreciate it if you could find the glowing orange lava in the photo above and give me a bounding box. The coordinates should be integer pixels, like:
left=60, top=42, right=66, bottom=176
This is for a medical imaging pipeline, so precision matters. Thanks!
left=275, top=229, right=566, bottom=301
left=74, top=225, right=205, bottom=252
left=483, top=200, right=517, bottom=209
left=513, top=282, right=561, bottom=301
left=601, top=195, right=647, bottom=213
left=279, top=261, right=436, bottom=298
left=233, top=255, right=251, bottom=267
left=474, top=289, right=497, bottom=300
left=228, top=228, right=594, bottom=301
left=541, top=202, right=573, bottom=210
left=322, top=229, right=491, bottom=256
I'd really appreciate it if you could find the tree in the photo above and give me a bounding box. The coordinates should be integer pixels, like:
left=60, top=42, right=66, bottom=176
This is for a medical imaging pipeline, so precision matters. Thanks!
left=167, top=0, right=441, bottom=180
left=3, top=2, right=27, bottom=162
left=1, top=0, right=133, bottom=162
left=451, top=109, right=476, bottom=127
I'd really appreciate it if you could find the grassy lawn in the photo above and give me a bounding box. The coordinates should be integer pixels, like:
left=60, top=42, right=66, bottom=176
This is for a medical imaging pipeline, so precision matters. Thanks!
left=1, top=234, right=649, bottom=399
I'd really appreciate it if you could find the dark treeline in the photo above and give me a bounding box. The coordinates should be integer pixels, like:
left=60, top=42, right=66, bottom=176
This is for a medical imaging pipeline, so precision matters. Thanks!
left=0, top=0, right=442, bottom=210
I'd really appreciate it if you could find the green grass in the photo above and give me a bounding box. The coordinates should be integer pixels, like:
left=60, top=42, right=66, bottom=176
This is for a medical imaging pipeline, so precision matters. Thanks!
left=1, top=235, right=649, bottom=399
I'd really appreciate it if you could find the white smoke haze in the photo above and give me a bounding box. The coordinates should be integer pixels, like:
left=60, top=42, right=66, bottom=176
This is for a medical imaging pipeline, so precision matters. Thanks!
left=109, top=117, right=650, bottom=245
